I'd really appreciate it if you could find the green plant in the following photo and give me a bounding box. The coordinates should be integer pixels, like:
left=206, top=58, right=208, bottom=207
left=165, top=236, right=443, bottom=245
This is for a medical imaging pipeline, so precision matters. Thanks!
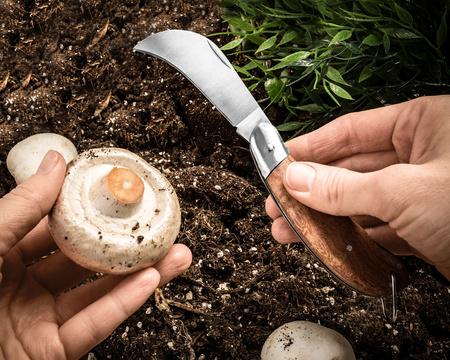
left=217, top=0, right=450, bottom=136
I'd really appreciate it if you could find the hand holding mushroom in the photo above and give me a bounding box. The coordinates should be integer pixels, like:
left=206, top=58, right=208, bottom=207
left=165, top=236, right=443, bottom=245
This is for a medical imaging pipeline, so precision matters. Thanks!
left=0, top=144, right=191, bottom=359
left=266, top=95, right=450, bottom=280
left=7, top=133, right=182, bottom=274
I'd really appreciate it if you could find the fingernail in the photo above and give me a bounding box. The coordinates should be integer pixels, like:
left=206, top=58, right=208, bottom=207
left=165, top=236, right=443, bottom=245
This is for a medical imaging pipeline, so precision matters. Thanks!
left=37, top=150, right=59, bottom=174
left=286, top=163, right=316, bottom=192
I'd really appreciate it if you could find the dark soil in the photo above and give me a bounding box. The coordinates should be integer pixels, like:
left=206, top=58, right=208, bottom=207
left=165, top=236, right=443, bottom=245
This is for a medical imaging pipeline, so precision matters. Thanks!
left=1, top=1, right=449, bottom=359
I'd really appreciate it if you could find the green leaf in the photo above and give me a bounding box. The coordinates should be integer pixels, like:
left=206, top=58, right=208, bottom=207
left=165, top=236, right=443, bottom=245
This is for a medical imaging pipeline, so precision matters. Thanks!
left=362, top=34, right=382, bottom=46
left=329, top=30, right=353, bottom=46
left=358, top=0, right=381, bottom=16
left=328, top=81, right=354, bottom=100
left=245, top=34, right=266, bottom=46
left=243, top=61, right=258, bottom=71
left=382, top=32, right=390, bottom=53
left=318, top=5, right=332, bottom=18
left=358, top=65, right=373, bottom=82
left=279, top=30, right=299, bottom=46
left=279, top=50, right=311, bottom=62
left=305, top=29, right=312, bottom=44
left=342, top=42, right=364, bottom=55
left=247, top=57, right=270, bottom=72
left=276, top=122, right=303, bottom=131
left=220, top=0, right=236, bottom=8
left=232, top=64, right=253, bottom=77
left=281, top=0, right=303, bottom=12
left=248, top=82, right=259, bottom=92
left=268, top=62, right=289, bottom=71
left=294, top=103, right=326, bottom=113
left=437, top=10, right=448, bottom=48
left=322, top=79, right=341, bottom=106
left=256, top=35, right=277, bottom=53
left=325, top=66, right=350, bottom=86
left=317, top=49, right=332, bottom=60
left=220, top=37, right=244, bottom=50
left=380, top=28, right=420, bottom=40
left=256, top=22, right=281, bottom=30
left=264, top=77, right=285, bottom=102
left=395, top=4, right=413, bottom=26
left=304, top=87, right=325, bottom=109
left=224, top=18, right=255, bottom=32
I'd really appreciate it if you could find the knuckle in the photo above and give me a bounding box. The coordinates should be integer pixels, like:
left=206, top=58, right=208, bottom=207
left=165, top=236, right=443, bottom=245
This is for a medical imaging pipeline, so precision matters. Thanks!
left=12, top=181, right=48, bottom=218
left=320, top=168, right=348, bottom=215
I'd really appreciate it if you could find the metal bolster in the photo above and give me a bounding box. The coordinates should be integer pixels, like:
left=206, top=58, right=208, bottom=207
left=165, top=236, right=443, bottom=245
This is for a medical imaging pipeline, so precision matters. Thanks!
left=249, top=122, right=289, bottom=179
left=236, top=108, right=268, bottom=141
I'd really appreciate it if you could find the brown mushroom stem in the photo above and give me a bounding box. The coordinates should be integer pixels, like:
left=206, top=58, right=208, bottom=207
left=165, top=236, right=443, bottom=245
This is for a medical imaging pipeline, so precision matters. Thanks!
left=90, top=167, right=145, bottom=219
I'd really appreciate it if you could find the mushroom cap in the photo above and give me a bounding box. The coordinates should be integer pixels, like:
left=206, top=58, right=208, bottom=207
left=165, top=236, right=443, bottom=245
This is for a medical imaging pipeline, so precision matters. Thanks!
left=48, top=147, right=181, bottom=274
left=261, top=321, right=355, bottom=360
left=7, top=133, right=78, bottom=184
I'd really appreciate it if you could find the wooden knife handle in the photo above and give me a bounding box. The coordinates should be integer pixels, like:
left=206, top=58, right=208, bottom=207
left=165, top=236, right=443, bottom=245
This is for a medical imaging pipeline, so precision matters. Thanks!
left=266, top=155, right=409, bottom=297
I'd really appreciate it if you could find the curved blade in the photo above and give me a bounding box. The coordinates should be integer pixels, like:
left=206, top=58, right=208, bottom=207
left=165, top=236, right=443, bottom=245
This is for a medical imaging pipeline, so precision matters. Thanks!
left=133, top=30, right=271, bottom=142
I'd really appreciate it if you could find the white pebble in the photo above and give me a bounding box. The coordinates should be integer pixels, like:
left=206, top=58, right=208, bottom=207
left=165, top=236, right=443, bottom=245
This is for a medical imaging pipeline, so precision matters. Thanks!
left=261, top=321, right=355, bottom=360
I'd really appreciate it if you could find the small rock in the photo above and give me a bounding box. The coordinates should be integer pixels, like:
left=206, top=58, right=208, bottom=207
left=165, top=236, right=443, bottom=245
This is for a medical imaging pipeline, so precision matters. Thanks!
left=261, top=321, right=355, bottom=360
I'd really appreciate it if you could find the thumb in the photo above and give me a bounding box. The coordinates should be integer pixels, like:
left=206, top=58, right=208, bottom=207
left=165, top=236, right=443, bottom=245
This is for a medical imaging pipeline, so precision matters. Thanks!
left=283, top=162, right=390, bottom=219
left=0, top=150, right=66, bottom=255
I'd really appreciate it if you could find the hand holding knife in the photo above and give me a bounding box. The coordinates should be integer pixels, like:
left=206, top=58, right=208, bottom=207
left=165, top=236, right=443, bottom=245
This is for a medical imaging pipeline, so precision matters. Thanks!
left=134, top=30, right=409, bottom=320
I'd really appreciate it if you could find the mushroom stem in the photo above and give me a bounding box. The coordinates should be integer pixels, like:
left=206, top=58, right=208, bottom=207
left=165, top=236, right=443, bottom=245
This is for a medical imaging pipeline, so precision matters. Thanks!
left=108, top=167, right=145, bottom=203
left=90, top=167, right=145, bottom=219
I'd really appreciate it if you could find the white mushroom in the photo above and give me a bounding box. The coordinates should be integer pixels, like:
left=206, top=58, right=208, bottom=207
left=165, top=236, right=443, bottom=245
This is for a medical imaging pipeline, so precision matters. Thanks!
left=261, top=321, right=356, bottom=360
left=7, top=134, right=181, bottom=275
left=7, top=133, right=78, bottom=184
left=48, top=147, right=181, bottom=274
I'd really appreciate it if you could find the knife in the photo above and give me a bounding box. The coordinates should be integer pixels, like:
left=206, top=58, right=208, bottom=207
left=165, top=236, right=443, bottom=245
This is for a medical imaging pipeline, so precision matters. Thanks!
left=134, top=30, right=408, bottom=303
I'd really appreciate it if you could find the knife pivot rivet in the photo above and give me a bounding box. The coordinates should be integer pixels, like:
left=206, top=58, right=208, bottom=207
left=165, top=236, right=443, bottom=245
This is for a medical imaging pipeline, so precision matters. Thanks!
left=267, top=144, right=275, bottom=152
left=346, top=245, right=353, bottom=252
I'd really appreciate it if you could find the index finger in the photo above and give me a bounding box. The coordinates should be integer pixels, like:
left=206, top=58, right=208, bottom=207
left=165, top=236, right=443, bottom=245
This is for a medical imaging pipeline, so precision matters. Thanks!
left=287, top=101, right=409, bottom=163
left=265, top=195, right=281, bottom=220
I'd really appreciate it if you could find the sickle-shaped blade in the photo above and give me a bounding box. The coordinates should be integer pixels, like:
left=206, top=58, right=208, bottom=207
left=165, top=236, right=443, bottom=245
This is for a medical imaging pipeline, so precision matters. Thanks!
left=134, top=30, right=271, bottom=142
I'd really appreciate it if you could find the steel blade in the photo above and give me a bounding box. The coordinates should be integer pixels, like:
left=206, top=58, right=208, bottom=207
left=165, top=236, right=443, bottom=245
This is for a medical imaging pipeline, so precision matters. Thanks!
left=134, top=30, right=271, bottom=142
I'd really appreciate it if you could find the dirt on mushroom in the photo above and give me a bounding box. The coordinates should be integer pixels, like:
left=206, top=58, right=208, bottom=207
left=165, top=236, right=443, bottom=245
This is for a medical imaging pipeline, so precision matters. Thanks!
left=0, top=1, right=449, bottom=360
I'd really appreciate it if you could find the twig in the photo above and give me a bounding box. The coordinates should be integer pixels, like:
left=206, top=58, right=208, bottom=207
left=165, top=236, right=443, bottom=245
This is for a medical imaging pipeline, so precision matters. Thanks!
left=155, top=288, right=210, bottom=316
left=0, top=71, right=10, bottom=91
left=94, top=90, right=111, bottom=116
left=165, top=298, right=210, bottom=316
left=191, top=331, right=205, bottom=346
left=21, top=71, right=32, bottom=88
